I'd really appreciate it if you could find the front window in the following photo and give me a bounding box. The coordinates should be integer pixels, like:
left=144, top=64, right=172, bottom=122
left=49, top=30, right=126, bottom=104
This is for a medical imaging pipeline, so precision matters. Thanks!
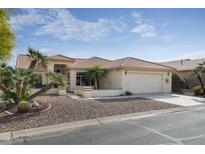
left=76, top=72, right=94, bottom=86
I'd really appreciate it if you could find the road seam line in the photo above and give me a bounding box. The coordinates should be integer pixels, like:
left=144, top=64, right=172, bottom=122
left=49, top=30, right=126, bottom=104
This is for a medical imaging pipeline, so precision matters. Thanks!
left=126, top=121, right=183, bottom=145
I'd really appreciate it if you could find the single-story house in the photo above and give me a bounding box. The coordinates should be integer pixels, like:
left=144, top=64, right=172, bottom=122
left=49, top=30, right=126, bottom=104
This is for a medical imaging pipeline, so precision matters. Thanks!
left=162, top=58, right=205, bottom=89
left=16, top=54, right=175, bottom=97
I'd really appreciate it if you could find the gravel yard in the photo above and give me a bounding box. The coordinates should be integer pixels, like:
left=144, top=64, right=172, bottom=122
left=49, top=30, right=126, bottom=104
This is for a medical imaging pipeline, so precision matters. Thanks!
left=0, top=94, right=179, bottom=133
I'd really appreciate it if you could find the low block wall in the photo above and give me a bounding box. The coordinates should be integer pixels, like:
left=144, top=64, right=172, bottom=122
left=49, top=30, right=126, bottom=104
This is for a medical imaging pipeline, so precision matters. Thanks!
left=74, top=88, right=122, bottom=97
left=91, top=89, right=122, bottom=97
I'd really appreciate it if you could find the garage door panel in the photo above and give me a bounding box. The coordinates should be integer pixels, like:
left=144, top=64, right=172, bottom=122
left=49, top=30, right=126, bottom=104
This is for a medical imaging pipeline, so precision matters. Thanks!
left=127, top=73, right=162, bottom=93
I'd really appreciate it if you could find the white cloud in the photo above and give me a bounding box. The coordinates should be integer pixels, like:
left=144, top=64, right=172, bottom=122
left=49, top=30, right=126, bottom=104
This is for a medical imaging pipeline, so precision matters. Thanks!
left=10, top=9, right=125, bottom=41
left=131, top=24, right=157, bottom=38
left=131, top=11, right=157, bottom=38
left=39, top=48, right=56, bottom=54
left=10, top=9, right=52, bottom=30
left=160, top=35, right=173, bottom=43
left=131, top=12, right=141, bottom=19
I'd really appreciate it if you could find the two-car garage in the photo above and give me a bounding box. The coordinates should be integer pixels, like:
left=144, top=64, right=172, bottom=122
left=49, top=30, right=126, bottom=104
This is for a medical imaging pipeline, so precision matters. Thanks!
left=123, top=70, right=171, bottom=94
left=126, top=72, right=163, bottom=93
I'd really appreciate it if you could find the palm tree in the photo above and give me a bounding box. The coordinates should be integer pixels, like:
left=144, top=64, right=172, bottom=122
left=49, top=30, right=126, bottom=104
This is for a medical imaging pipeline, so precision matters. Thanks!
left=29, top=71, right=66, bottom=100
left=193, top=62, right=205, bottom=94
left=21, top=48, right=48, bottom=95
left=27, top=47, right=48, bottom=69
left=0, top=64, right=37, bottom=104
left=86, top=65, right=106, bottom=89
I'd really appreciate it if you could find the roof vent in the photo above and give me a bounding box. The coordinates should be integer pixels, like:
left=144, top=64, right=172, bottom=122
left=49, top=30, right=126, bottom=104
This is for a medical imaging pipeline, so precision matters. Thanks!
left=180, top=59, right=191, bottom=65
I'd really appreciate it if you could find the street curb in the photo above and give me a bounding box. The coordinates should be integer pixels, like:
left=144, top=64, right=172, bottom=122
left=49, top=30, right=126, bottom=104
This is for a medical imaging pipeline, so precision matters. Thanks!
left=0, top=106, right=194, bottom=142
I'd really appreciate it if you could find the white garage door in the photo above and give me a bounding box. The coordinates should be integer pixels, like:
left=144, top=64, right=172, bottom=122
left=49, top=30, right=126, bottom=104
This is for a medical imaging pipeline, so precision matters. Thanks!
left=127, top=73, right=163, bottom=93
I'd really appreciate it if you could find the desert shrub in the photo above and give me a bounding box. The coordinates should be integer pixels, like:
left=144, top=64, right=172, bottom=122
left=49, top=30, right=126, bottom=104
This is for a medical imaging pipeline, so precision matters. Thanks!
left=20, top=92, right=30, bottom=101
left=0, top=91, right=17, bottom=104
left=125, top=91, right=132, bottom=96
left=192, top=85, right=204, bottom=95
left=17, top=101, right=31, bottom=113
left=172, top=73, right=185, bottom=92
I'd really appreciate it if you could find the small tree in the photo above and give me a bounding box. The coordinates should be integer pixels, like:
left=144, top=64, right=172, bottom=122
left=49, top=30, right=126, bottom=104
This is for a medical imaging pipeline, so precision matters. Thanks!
left=0, top=9, right=15, bottom=63
left=193, top=62, right=205, bottom=95
left=86, top=65, right=106, bottom=89
left=0, top=48, right=66, bottom=105
left=0, top=64, right=37, bottom=104
left=172, top=73, right=185, bottom=92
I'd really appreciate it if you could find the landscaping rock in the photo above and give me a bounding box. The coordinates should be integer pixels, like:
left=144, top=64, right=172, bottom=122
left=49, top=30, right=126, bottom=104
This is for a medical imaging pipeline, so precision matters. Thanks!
left=0, top=103, right=6, bottom=110
left=30, top=100, right=40, bottom=107
left=0, top=94, right=179, bottom=133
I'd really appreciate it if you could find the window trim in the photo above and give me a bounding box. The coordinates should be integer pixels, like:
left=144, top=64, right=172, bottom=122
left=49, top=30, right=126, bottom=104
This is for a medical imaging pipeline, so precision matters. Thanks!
left=76, top=72, right=94, bottom=86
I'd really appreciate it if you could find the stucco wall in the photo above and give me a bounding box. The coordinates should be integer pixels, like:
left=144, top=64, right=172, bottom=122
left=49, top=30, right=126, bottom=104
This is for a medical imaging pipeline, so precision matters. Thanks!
left=99, top=69, right=123, bottom=90
left=69, top=69, right=123, bottom=91
left=78, top=89, right=122, bottom=97
left=122, top=70, right=172, bottom=93
left=47, top=61, right=73, bottom=71
left=34, top=72, right=48, bottom=85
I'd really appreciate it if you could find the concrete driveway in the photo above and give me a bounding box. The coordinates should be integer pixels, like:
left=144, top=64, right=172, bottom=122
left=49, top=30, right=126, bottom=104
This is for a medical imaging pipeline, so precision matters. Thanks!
left=137, top=93, right=205, bottom=106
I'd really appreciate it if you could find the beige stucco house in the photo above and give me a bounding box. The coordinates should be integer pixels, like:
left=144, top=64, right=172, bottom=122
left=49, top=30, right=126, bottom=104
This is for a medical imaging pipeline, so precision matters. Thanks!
left=162, top=58, right=205, bottom=89
left=16, top=54, right=175, bottom=97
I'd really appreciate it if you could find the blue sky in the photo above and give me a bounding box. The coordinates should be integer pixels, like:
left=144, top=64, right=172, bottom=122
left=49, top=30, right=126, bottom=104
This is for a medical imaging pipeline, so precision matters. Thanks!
left=9, top=8, right=205, bottom=66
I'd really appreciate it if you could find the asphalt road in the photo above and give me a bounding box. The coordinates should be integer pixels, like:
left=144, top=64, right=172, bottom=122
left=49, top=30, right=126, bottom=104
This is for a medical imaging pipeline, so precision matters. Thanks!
left=6, top=106, right=205, bottom=145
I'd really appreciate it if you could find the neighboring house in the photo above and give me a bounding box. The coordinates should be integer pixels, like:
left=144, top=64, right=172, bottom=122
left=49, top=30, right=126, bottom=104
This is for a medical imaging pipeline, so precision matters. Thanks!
left=162, top=58, right=205, bottom=89
left=16, top=54, right=175, bottom=97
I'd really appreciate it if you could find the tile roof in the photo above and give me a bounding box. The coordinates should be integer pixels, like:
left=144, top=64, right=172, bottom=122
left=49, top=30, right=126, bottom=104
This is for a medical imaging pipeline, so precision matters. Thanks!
left=161, top=58, right=205, bottom=71
left=16, top=54, right=47, bottom=72
left=69, top=56, right=175, bottom=71
left=16, top=54, right=175, bottom=72
left=69, top=57, right=112, bottom=69
left=48, top=54, right=75, bottom=62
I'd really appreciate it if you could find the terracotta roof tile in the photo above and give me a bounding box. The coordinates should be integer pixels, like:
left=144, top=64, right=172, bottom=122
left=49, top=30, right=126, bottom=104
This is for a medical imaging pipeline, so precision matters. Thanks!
left=16, top=54, right=175, bottom=72
left=48, top=54, right=75, bottom=62
left=16, top=54, right=47, bottom=72
left=69, top=57, right=111, bottom=69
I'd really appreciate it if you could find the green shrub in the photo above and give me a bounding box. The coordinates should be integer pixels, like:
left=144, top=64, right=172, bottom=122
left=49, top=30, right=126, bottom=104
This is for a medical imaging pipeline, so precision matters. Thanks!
left=192, top=85, right=204, bottom=95
left=1, top=91, right=17, bottom=104
left=172, top=73, right=185, bottom=92
left=20, top=92, right=30, bottom=101
left=17, top=101, right=31, bottom=113
left=125, top=91, right=132, bottom=96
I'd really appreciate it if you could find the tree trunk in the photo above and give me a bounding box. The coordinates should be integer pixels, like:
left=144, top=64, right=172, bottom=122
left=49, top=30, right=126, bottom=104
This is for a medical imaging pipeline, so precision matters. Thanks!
left=94, top=77, right=98, bottom=89
left=29, top=60, right=37, bottom=70
left=197, top=73, right=205, bottom=94
left=97, top=78, right=100, bottom=90
left=16, top=80, right=22, bottom=98
left=29, top=82, right=54, bottom=100
left=0, top=80, right=9, bottom=94
left=15, top=80, right=22, bottom=104
left=21, top=60, right=37, bottom=96
left=21, top=81, right=28, bottom=96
